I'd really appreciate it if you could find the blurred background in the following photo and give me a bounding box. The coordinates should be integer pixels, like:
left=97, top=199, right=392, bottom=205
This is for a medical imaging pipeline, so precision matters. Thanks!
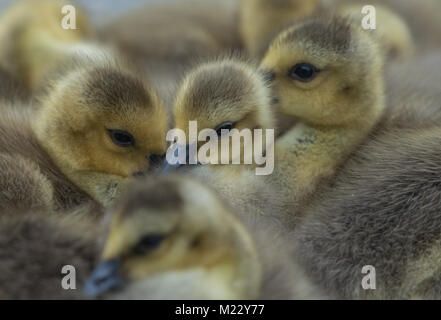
left=0, top=0, right=157, bottom=23
left=0, top=0, right=219, bottom=24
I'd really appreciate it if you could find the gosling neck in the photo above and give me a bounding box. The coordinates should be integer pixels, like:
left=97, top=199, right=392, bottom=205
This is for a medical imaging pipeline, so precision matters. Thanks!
left=274, top=97, right=385, bottom=223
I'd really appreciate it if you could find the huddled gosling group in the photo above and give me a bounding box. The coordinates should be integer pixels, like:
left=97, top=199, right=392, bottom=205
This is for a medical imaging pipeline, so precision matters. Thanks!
left=0, top=0, right=440, bottom=300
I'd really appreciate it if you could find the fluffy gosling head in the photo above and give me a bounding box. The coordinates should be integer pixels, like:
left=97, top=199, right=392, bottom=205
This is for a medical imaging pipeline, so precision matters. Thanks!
left=171, top=58, right=275, bottom=166
left=174, top=59, right=274, bottom=137
left=34, top=56, right=168, bottom=193
left=83, top=175, right=261, bottom=299
left=261, top=16, right=385, bottom=128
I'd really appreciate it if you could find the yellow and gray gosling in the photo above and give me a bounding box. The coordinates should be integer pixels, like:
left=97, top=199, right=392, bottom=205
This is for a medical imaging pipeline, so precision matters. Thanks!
left=260, top=16, right=385, bottom=226
left=0, top=54, right=168, bottom=210
left=83, top=175, right=325, bottom=300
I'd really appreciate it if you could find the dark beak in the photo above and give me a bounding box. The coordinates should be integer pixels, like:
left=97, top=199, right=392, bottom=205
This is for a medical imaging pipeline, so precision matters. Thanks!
left=263, top=71, right=276, bottom=83
left=148, top=153, right=166, bottom=166
left=160, top=143, right=196, bottom=174
left=83, top=259, right=125, bottom=298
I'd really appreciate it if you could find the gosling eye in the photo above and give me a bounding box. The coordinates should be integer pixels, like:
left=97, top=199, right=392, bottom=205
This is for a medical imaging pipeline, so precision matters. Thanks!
left=289, top=63, right=319, bottom=82
left=215, top=121, right=234, bottom=137
left=108, top=129, right=135, bottom=147
left=133, top=234, right=164, bottom=255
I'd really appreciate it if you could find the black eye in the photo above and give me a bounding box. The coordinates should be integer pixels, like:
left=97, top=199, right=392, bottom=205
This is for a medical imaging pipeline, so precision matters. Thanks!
left=289, top=63, right=318, bottom=82
left=108, top=130, right=135, bottom=147
left=215, top=121, right=234, bottom=137
left=134, top=234, right=164, bottom=255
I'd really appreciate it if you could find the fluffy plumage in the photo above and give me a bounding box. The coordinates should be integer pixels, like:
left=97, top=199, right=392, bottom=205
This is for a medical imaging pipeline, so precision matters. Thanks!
left=0, top=67, right=27, bottom=102
left=296, top=128, right=441, bottom=299
left=0, top=106, right=89, bottom=211
left=0, top=207, right=102, bottom=299
left=382, top=52, right=441, bottom=128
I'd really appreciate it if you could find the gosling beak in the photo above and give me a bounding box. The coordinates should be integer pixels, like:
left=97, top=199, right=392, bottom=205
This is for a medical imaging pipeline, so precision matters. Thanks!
left=148, top=153, right=165, bottom=167
left=83, top=259, right=125, bottom=298
left=263, top=70, right=276, bottom=83
left=161, top=143, right=197, bottom=174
